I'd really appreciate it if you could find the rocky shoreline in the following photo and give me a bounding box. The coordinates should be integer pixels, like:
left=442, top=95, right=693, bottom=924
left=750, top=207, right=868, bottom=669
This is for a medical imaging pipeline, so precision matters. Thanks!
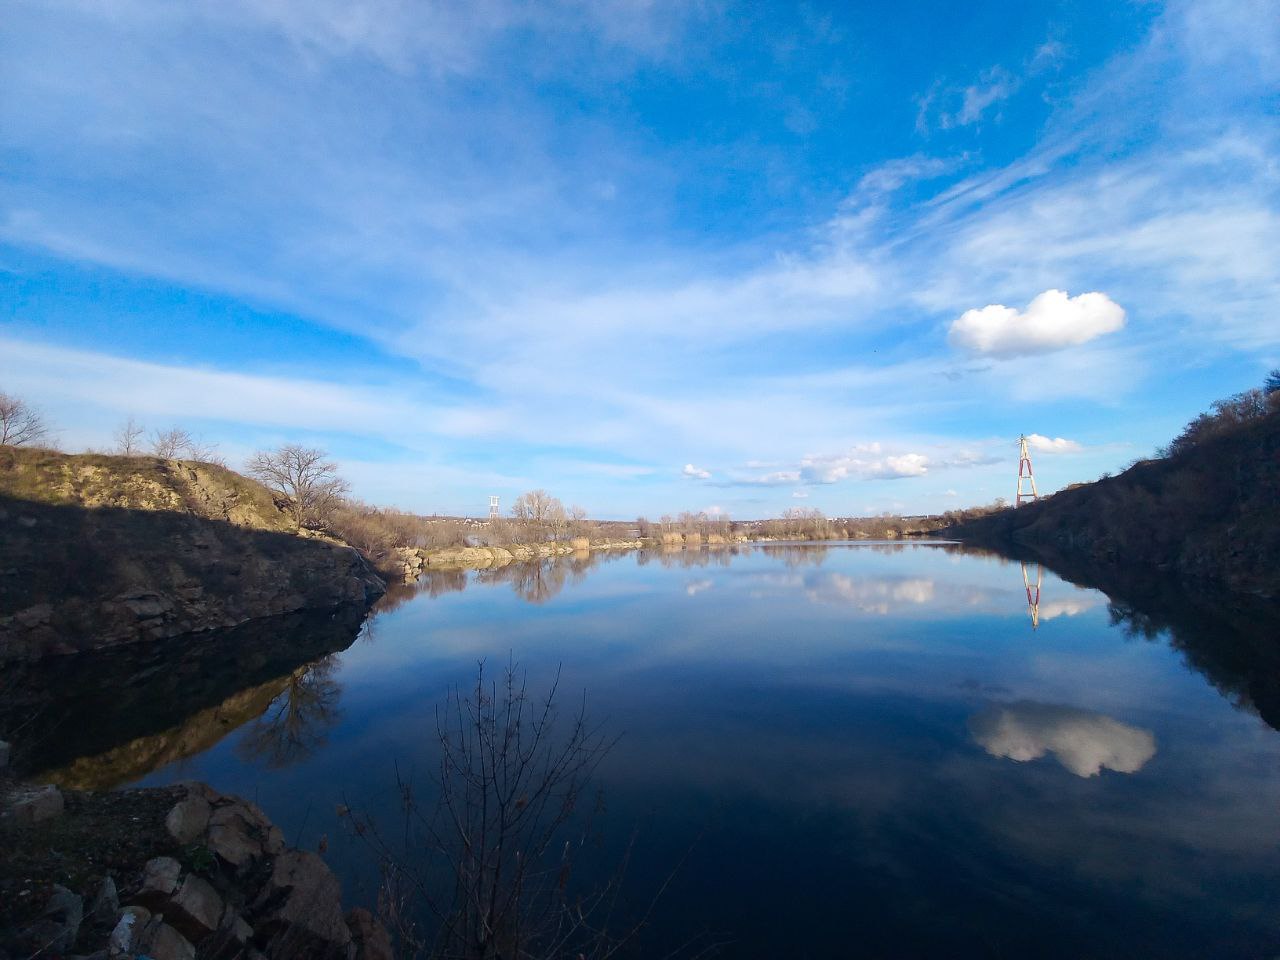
left=1, top=769, right=390, bottom=960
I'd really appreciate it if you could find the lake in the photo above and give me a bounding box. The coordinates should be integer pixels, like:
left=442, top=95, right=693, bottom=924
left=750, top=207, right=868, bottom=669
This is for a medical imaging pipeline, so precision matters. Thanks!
left=21, top=542, right=1280, bottom=958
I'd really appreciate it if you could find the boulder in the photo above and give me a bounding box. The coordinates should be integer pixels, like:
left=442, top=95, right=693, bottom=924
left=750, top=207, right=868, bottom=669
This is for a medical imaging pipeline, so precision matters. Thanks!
left=8, top=783, right=64, bottom=824
left=23, top=884, right=83, bottom=954
left=254, top=850, right=352, bottom=957
left=165, top=794, right=212, bottom=844
left=108, top=906, right=150, bottom=958
left=138, top=917, right=196, bottom=960
left=89, top=875, right=120, bottom=925
left=165, top=873, right=224, bottom=942
left=346, top=907, right=394, bottom=960
left=219, top=903, right=255, bottom=946
left=207, top=803, right=265, bottom=869
left=135, top=856, right=183, bottom=909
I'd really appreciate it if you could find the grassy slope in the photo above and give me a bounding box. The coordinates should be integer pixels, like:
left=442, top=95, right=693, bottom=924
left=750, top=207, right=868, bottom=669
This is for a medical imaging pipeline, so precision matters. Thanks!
left=0, top=447, right=295, bottom=531
left=945, top=408, right=1280, bottom=597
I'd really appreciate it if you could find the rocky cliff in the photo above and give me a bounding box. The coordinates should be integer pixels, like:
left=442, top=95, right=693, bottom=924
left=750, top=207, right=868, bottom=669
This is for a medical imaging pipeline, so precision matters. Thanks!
left=0, top=449, right=384, bottom=660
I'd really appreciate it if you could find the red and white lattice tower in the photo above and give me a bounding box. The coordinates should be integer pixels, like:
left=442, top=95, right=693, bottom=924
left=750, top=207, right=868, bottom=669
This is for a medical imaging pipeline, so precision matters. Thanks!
left=1016, top=435, right=1039, bottom=507
left=1021, top=560, right=1042, bottom=631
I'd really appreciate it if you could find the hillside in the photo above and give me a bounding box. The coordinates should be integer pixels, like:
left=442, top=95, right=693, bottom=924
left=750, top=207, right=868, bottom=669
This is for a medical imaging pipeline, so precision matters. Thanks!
left=0, top=448, right=384, bottom=660
left=0, top=447, right=298, bottom=530
left=945, top=405, right=1280, bottom=598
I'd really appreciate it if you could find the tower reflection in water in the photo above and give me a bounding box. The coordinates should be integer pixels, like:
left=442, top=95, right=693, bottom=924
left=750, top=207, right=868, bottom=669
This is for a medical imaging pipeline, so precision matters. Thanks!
left=1021, top=560, right=1043, bottom=630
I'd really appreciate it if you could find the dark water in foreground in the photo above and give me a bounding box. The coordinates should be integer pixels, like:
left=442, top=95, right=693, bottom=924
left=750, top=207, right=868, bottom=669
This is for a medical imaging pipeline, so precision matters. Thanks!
left=18, top=543, right=1280, bottom=957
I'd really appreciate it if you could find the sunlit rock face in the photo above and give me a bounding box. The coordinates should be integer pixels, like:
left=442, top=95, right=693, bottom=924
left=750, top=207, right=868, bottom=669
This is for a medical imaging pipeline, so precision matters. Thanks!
left=969, top=701, right=1156, bottom=777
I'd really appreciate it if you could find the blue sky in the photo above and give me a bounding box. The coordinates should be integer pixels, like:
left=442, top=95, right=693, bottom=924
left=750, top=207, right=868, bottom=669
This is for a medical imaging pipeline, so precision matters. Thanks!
left=2, top=0, right=1277, bottom=518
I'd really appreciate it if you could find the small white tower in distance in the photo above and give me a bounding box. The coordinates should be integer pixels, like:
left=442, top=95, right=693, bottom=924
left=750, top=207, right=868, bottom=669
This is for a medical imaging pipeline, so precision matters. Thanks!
left=489, top=495, right=500, bottom=520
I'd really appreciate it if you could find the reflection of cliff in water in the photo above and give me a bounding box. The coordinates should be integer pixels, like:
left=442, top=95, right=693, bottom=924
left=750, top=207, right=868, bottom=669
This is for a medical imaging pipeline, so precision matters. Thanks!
left=42, top=658, right=341, bottom=790
left=0, top=604, right=365, bottom=781
left=976, top=541, right=1280, bottom=732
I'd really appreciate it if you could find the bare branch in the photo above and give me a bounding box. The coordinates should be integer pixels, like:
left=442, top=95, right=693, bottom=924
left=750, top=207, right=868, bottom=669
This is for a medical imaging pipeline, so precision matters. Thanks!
left=0, top=392, right=50, bottom=447
left=150, top=426, right=193, bottom=459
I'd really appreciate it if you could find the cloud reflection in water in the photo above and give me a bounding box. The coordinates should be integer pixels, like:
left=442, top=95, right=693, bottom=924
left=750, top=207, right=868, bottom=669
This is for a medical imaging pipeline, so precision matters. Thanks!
left=969, top=700, right=1156, bottom=777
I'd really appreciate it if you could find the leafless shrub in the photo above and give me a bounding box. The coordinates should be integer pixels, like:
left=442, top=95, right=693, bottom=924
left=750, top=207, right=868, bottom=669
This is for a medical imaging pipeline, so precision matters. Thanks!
left=184, top=435, right=225, bottom=466
left=342, top=662, right=690, bottom=960
left=113, top=415, right=146, bottom=455
left=150, top=426, right=193, bottom=458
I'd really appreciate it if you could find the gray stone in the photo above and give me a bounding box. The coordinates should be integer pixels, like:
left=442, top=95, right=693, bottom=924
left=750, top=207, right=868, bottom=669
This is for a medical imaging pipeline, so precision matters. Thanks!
left=135, top=856, right=183, bottom=909
left=265, top=822, right=285, bottom=856
left=254, top=850, right=352, bottom=956
left=108, top=906, right=149, bottom=958
left=14, top=602, right=52, bottom=626
left=8, top=783, right=64, bottom=824
left=89, top=875, right=120, bottom=925
left=165, top=873, right=223, bottom=942
left=122, top=592, right=173, bottom=619
left=138, top=919, right=196, bottom=960
left=164, top=794, right=212, bottom=844
left=25, top=884, right=83, bottom=954
left=207, top=804, right=264, bottom=869
left=220, top=903, right=255, bottom=945
left=0, top=739, right=10, bottom=771
left=346, top=907, right=394, bottom=960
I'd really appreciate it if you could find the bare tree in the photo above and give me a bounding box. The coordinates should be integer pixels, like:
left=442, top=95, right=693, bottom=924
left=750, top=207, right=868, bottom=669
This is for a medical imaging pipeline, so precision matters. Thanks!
left=184, top=435, right=225, bottom=466
left=568, top=505, right=593, bottom=539
left=151, top=427, right=193, bottom=458
left=343, top=662, right=689, bottom=960
left=0, top=392, right=50, bottom=447
left=511, top=490, right=567, bottom=543
left=113, top=416, right=146, bottom=455
left=247, top=444, right=350, bottom=529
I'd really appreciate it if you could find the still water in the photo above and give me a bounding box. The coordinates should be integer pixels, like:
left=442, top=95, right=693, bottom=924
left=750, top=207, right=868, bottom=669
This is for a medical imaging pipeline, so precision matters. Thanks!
left=37, top=543, right=1280, bottom=956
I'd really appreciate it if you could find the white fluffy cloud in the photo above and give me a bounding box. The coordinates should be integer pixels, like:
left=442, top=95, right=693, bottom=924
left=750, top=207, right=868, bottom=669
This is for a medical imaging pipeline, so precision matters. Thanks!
left=1026, top=434, right=1083, bottom=454
left=682, top=463, right=711, bottom=480
left=949, top=289, right=1126, bottom=357
left=969, top=701, right=1156, bottom=778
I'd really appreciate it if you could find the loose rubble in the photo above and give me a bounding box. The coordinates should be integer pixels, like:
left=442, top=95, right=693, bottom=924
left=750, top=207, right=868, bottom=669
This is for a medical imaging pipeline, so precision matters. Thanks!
left=1, top=780, right=392, bottom=959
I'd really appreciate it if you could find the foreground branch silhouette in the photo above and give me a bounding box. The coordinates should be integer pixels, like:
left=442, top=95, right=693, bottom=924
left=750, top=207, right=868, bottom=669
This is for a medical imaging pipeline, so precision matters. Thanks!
left=343, top=662, right=701, bottom=960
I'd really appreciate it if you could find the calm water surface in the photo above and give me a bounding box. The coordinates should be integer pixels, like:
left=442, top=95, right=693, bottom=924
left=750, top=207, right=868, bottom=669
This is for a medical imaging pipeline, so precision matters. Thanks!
left=49, top=543, right=1280, bottom=956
